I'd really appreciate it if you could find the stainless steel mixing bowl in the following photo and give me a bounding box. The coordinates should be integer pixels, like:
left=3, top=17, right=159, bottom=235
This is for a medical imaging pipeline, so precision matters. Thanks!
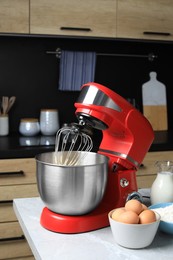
left=35, top=151, right=108, bottom=215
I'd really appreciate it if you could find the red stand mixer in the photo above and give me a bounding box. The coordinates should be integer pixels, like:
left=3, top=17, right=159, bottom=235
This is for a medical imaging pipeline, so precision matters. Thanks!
left=39, top=82, right=154, bottom=233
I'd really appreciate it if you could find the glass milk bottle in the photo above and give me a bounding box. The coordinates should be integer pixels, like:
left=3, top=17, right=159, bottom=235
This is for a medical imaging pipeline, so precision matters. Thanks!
left=150, top=161, right=173, bottom=204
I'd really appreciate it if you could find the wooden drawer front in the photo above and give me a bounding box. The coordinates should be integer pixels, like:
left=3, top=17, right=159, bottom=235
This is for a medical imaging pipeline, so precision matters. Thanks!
left=0, top=222, right=34, bottom=259
left=0, top=221, right=23, bottom=240
left=0, top=158, right=36, bottom=186
left=136, top=151, right=173, bottom=188
left=0, top=0, right=29, bottom=34
left=30, top=0, right=117, bottom=37
left=0, top=184, right=38, bottom=201
left=0, top=201, right=17, bottom=222
left=117, top=0, right=173, bottom=41
left=0, top=239, right=33, bottom=259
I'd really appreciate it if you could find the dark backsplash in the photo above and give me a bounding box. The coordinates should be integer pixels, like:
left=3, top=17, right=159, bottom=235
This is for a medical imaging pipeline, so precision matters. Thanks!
left=0, top=34, right=173, bottom=133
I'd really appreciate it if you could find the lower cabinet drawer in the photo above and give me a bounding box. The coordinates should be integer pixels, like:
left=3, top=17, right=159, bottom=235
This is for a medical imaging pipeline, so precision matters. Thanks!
left=0, top=221, right=23, bottom=240
left=0, top=222, right=33, bottom=259
left=0, top=201, right=17, bottom=222
left=0, top=239, right=33, bottom=259
left=0, top=158, right=36, bottom=186
left=0, top=157, right=37, bottom=259
left=0, top=183, right=38, bottom=201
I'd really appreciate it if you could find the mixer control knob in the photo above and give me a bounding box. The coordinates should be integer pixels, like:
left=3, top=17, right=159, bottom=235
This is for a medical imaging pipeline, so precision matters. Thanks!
left=120, top=178, right=129, bottom=187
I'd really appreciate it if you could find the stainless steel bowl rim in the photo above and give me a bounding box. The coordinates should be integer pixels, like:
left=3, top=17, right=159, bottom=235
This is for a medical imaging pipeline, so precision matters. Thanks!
left=35, top=151, right=109, bottom=167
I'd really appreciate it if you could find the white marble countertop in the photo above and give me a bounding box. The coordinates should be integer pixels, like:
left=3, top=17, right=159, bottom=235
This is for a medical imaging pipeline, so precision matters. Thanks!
left=13, top=192, right=173, bottom=260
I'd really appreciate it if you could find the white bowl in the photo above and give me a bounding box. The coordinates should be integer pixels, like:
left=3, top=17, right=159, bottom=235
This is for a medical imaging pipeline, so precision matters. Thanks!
left=108, top=209, right=160, bottom=249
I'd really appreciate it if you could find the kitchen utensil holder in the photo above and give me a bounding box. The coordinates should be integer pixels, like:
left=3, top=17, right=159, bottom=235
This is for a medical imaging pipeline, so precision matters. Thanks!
left=0, top=114, right=9, bottom=136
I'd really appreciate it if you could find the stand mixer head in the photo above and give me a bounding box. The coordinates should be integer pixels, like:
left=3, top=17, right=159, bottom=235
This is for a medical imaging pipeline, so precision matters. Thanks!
left=75, top=82, right=154, bottom=171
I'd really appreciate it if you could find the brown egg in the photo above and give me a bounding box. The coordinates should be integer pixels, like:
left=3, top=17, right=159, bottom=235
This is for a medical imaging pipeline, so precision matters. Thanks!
left=111, top=208, right=126, bottom=221
left=141, top=203, right=148, bottom=211
left=125, top=199, right=143, bottom=215
left=139, top=209, right=156, bottom=224
left=116, top=210, right=139, bottom=224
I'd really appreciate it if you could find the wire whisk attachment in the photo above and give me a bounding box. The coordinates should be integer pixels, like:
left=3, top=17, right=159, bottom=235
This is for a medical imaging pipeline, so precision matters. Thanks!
left=54, top=124, right=93, bottom=166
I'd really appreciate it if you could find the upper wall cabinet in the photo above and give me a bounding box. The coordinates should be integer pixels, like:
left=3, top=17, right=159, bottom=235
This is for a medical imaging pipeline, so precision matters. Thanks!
left=117, top=0, right=173, bottom=41
left=1, top=0, right=173, bottom=42
left=0, top=0, right=29, bottom=34
left=30, top=0, right=117, bottom=38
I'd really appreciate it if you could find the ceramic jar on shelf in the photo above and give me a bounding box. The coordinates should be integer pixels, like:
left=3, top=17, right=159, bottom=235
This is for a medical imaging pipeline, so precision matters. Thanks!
left=19, top=118, right=40, bottom=136
left=0, top=114, right=9, bottom=136
left=40, top=109, right=60, bottom=136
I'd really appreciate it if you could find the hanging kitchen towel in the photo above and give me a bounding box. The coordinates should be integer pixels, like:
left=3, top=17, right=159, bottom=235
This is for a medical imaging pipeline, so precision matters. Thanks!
left=58, top=50, right=96, bottom=91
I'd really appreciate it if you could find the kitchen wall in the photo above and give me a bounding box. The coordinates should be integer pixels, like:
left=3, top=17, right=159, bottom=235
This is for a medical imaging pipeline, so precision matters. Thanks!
left=0, top=35, right=173, bottom=133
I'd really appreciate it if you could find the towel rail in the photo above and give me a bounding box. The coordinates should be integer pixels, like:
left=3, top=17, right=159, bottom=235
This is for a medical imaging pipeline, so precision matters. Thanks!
left=46, top=48, right=157, bottom=62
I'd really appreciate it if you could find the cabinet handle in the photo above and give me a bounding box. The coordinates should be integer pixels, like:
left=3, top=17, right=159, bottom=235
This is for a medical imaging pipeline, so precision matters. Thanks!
left=140, top=164, right=144, bottom=168
left=143, top=31, right=171, bottom=36
left=0, top=235, right=25, bottom=242
left=0, top=200, right=13, bottom=204
left=0, top=170, right=24, bottom=176
left=60, top=26, right=91, bottom=32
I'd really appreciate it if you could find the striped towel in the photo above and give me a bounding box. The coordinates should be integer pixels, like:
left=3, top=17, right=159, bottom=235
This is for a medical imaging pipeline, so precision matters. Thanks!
left=58, top=50, right=96, bottom=91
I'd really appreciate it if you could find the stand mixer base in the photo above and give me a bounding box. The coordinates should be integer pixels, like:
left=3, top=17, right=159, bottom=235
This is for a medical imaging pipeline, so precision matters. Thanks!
left=40, top=170, right=139, bottom=233
left=40, top=204, right=112, bottom=234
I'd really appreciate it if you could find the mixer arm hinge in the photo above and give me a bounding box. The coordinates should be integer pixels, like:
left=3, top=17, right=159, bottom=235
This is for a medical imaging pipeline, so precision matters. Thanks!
left=112, top=163, right=118, bottom=172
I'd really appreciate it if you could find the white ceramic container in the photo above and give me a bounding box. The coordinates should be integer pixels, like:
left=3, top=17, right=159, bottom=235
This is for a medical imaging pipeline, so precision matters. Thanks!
left=40, top=109, right=60, bottom=136
left=19, top=118, right=40, bottom=136
left=0, top=114, right=9, bottom=136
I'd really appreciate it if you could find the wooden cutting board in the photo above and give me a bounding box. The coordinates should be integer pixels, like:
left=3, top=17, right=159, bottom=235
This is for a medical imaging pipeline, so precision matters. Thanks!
left=142, top=72, right=168, bottom=131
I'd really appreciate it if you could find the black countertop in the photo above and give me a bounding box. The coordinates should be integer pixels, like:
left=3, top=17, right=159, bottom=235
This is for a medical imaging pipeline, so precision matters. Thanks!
left=0, top=131, right=173, bottom=159
left=0, top=134, right=55, bottom=159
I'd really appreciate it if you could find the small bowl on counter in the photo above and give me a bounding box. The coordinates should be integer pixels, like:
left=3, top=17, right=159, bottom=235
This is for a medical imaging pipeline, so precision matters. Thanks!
left=108, top=200, right=161, bottom=249
left=149, top=202, right=173, bottom=235
left=19, top=118, right=40, bottom=137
